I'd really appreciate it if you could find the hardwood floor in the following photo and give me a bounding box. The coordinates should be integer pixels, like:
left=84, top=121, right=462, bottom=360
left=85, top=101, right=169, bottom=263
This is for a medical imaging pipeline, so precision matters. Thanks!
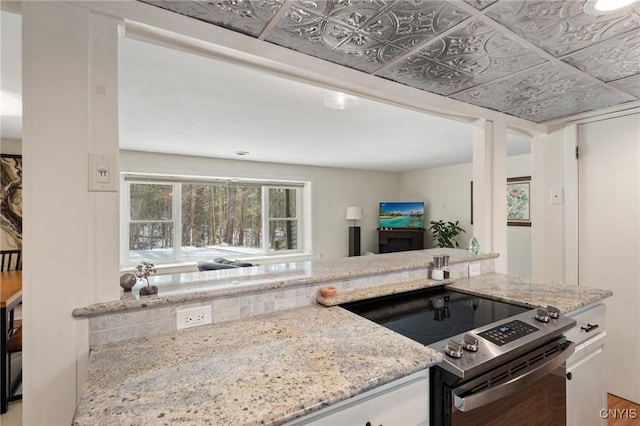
left=607, top=393, right=640, bottom=426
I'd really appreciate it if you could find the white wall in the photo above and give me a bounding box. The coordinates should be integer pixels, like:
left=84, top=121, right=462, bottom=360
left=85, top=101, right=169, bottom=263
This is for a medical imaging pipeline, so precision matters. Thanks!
left=0, top=138, right=21, bottom=155
left=400, top=163, right=472, bottom=249
left=531, top=129, right=566, bottom=282
left=120, top=150, right=401, bottom=260
left=400, top=153, right=533, bottom=277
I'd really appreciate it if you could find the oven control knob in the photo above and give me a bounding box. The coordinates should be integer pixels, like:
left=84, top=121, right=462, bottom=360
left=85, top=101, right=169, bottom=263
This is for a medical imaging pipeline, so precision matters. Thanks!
left=445, top=340, right=464, bottom=358
left=463, top=334, right=479, bottom=352
left=535, top=308, right=550, bottom=323
left=547, top=305, right=560, bottom=319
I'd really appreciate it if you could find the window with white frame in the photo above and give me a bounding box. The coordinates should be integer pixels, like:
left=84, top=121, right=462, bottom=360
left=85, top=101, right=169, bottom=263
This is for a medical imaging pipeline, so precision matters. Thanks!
left=122, top=175, right=306, bottom=266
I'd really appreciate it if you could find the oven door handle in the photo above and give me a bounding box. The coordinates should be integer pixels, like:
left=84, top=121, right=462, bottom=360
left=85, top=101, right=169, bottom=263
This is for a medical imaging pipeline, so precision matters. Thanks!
left=452, top=340, right=575, bottom=412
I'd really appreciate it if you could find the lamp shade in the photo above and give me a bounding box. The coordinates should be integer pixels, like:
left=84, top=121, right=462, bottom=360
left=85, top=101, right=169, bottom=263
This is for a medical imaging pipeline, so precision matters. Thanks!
left=346, top=207, right=363, bottom=221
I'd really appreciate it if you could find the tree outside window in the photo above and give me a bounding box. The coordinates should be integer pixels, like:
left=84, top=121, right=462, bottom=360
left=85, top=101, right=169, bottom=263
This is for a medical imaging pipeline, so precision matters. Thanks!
left=124, top=178, right=302, bottom=265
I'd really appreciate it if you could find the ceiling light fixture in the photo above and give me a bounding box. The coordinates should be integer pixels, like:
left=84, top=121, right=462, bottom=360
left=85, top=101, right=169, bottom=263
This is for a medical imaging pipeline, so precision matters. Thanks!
left=583, top=0, right=640, bottom=14
left=324, top=92, right=359, bottom=110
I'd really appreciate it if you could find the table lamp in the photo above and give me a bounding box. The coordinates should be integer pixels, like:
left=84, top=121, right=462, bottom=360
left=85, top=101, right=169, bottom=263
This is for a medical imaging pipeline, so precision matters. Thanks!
left=346, top=206, right=363, bottom=257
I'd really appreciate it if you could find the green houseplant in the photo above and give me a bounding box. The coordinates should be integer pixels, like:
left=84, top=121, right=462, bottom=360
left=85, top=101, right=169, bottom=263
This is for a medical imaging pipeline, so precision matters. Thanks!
left=429, top=220, right=466, bottom=248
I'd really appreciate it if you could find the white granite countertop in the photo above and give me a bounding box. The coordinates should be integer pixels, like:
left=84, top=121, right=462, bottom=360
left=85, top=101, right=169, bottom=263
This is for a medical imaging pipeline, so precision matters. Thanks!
left=73, top=270, right=612, bottom=426
left=73, top=249, right=497, bottom=317
left=72, top=305, right=441, bottom=426
left=447, top=273, right=613, bottom=313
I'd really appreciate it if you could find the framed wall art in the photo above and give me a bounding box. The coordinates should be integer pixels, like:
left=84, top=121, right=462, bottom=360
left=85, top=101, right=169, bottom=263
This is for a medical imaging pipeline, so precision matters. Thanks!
left=507, top=176, right=531, bottom=227
left=0, top=154, right=23, bottom=249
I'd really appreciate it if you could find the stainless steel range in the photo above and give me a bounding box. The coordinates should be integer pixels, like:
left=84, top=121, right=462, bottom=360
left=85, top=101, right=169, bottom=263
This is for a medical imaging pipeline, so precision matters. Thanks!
left=341, top=287, right=576, bottom=425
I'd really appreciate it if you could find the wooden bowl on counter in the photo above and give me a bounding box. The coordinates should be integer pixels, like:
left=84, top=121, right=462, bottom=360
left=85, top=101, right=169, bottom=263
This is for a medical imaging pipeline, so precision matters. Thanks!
left=319, top=286, right=337, bottom=298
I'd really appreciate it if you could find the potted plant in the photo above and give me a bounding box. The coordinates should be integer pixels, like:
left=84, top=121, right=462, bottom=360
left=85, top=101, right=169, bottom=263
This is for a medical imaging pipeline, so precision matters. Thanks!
left=429, top=220, right=466, bottom=248
left=134, top=260, right=158, bottom=296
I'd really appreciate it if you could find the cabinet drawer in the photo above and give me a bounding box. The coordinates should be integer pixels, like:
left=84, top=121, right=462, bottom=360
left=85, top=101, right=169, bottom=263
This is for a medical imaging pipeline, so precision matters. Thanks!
left=290, top=371, right=429, bottom=426
left=566, top=303, right=606, bottom=346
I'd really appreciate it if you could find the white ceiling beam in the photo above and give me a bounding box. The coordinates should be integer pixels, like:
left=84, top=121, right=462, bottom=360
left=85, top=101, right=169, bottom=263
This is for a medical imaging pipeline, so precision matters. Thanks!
left=64, top=0, right=549, bottom=135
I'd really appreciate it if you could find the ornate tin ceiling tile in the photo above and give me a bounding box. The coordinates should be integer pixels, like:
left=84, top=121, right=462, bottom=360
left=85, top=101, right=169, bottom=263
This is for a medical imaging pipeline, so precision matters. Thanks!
left=562, top=30, right=640, bottom=82
left=505, top=85, right=632, bottom=123
left=463, top=0, right=498, bottom=11
left=451, top=62, right=592, bottom=111
left=140, top=0, right=284, bottom=37
left=266, top=12, right=354, bottom=63
left=486, top=1, right=579, bottom=38
left=378, top=54, right=476, bottom=96
left=610, top=74, right=640, bottom=98
left=335, top=39, right=407, bottom=72
left=414, top=18, right=547, bottom=86
left=136, top=0, right=640, bottom=123
left=267, top=3, right=405, bottom=72
left=293, top=0, right=392, bottom=19
left=486, top=0, right=640, bottom=57
left=378, top=1, right=471, bottom=49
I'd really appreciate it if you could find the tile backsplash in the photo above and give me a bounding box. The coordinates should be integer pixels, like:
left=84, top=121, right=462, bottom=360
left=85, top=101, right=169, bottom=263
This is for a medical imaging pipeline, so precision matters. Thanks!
left=88, top=258, right=495, bottom=346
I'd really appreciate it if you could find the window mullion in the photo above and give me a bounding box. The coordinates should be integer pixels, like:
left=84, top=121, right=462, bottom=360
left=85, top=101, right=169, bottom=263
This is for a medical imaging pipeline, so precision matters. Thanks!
left=174, top=182, right=182, bottom=261
left=122, top=180, right=131, bottom=269
left=262, top=186, right=269, bottom=253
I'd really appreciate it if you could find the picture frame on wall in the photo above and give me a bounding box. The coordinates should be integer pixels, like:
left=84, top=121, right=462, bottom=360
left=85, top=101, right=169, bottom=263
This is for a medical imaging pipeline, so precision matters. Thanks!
left=0, top=154, right=23, bottom=249
left=507, top=176, right=531, bottom=227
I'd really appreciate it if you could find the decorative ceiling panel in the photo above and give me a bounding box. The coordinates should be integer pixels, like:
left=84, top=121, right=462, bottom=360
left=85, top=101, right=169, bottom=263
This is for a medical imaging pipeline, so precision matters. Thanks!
left=610, top=74, right=640, bottom=98
left=486, top=1, right=640, bottom=57
left=379, top=1, right=471, bottom=49
left=505, top=85, right=631, bottom=122
left=562, top=30, right=640, bottom=82
left=138, top=0, right=640, bottom=123
left=463, top=0, right=498, bottom=11
left=451, top=62, right=592, bottom=111
left=378, top=53, right=476, bottom=96
left=409, top=18, right=547, bottom=86
left=266, top=3, right=407, bottom=73
left=140, top=0, right=284, bottom=37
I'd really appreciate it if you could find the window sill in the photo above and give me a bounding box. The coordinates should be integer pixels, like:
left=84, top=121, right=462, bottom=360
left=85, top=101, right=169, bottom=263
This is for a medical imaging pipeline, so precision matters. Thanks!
left=122, top=253, right=315, bottom=275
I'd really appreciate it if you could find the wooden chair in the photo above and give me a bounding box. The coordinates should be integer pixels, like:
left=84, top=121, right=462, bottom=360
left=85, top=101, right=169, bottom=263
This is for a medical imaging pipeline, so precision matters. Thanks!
left=0, top=250, right=22, bottom=272
left=1, top=250, right=23, bottom=401
left=7, top=320, right=22, bottom=401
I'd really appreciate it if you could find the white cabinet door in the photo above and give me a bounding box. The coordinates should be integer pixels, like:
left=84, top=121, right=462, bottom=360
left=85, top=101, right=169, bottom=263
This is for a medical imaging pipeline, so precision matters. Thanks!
left=289, top=371, right=429, bottom=426
left=578, top=112, right=640, bottom=403
left=566, top=334, right=606, bottom=426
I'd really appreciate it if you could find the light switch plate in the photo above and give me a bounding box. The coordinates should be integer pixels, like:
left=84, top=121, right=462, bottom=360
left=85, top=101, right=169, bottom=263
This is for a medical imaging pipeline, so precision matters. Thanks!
left=88, top=153, right=117, bottom=192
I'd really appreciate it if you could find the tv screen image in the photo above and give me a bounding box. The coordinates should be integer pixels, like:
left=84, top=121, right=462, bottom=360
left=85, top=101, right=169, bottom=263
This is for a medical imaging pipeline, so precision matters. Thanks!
left=379, top=202, right=425, bottom=229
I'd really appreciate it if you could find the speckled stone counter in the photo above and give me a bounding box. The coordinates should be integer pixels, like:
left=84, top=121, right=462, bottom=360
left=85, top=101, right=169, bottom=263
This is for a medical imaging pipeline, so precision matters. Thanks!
left=72, top=305, right=441, bottom=426
left=73, top=249, right=497, bottom=317
left=316, top=277, right=455, bottom=306
left=447, top=273, right=613, bottom=313
left=73, top=269, right=613, bottom=425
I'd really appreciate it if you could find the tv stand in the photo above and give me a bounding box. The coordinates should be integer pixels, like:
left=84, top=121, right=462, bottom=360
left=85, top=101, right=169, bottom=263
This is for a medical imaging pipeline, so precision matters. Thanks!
left=378, top=228, right=425, bottom=253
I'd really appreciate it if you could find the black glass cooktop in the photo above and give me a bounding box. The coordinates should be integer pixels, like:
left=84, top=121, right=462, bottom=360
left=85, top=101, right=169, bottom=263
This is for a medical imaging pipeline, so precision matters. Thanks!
left=341, top=287, right=530, bottom=346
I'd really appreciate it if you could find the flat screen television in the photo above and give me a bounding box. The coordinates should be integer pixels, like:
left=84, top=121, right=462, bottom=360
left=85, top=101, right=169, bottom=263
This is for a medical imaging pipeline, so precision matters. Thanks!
left=379, top=202, right=425, bottom=229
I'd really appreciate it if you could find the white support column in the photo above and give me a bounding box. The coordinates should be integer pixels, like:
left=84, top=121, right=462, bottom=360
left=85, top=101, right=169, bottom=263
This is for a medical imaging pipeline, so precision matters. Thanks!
left=530, top=133, right=546, bottom=281
left=472, top=119, right=508, bottom=271
left=472, top=119, right=494, bottom=256
left=492, top=121, right=507, bottom=273
left=563, top=124, right=579, bottom=284
left=22, top=3, right=121, bottom=424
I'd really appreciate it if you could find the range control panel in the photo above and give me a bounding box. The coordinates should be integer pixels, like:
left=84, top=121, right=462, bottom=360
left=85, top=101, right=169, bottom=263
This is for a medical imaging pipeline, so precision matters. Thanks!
left=478, top=320, right=539, bottom=346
